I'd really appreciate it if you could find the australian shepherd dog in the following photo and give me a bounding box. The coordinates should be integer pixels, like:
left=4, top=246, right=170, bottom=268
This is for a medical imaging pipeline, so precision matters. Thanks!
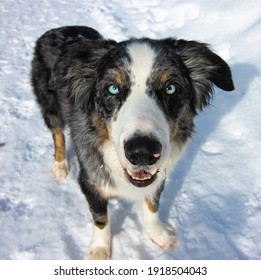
left=31, top=26, right=234, bottom=259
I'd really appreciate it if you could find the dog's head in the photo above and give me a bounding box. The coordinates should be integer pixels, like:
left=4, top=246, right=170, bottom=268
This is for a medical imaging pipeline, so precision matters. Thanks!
left=50, top=37, right=234, bottom=188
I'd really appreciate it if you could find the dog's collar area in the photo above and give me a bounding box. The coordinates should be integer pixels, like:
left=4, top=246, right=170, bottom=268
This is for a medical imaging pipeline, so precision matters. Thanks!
left=124, top=169, right=158, bottom=188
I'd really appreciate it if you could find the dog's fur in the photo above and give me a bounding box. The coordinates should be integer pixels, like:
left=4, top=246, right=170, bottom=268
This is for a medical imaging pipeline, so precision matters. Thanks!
left=31, top=26, right=234, bottom=259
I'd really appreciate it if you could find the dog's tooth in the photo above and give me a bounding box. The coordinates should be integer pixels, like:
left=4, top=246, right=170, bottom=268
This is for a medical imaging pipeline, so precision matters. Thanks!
left=127, top=169, right=154, bottom=181
left=133, top=174, right=152, bottom=181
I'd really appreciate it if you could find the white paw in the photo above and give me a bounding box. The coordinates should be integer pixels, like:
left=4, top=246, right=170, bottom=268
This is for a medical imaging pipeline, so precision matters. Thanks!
left=87, top=223, right=111, bottom=260
left=52, top=159, right=70, bottom=180
left=148, top=221, right=177, bottom=249
left=88, top=246, right=111, bottom=260
left=143, top=203, right=177, bottom=249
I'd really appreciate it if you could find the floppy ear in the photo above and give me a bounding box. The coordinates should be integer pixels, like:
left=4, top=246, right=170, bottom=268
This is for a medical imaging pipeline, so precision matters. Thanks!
left=49, top=39, right=117, bottom=113
left=175, top=39, right=234, bottom=110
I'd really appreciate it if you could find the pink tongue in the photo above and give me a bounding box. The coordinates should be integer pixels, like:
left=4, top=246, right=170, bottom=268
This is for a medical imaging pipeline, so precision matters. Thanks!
left=153, top=153, right=161, bottom=158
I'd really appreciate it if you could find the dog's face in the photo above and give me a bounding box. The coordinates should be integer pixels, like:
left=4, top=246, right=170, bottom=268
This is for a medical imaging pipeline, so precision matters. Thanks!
left=50, top=38, right=234, bottom=188
left=97, top=41, right=195, bottom=188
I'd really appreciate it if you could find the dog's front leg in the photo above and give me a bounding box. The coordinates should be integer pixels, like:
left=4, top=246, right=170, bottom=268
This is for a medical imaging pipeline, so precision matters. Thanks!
left=79, top=170, right=111, bottom=260
left=88, top=218, right=111, bottom=260
left=143, top=184, right=177, bottom=249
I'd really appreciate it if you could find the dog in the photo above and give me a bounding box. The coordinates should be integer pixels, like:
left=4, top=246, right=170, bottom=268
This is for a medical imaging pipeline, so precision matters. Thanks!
left=31, top=26, right=234, bottom=259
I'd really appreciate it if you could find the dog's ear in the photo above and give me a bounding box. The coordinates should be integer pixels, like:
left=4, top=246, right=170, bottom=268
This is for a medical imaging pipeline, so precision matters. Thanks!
left=49, top=39, right=117, bottom=113
left=175, top=39, right=234, bottom=110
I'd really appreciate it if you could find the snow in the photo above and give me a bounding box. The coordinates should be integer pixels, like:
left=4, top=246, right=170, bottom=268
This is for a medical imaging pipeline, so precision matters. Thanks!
left=0, top=0, right=261, bottom=260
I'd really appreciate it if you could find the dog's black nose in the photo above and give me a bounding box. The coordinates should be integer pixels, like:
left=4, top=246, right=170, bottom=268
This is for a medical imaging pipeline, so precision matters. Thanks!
left=124, top=136, right=162, bottom=166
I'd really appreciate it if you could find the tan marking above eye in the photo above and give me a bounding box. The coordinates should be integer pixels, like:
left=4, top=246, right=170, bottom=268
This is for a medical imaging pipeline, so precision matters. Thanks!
left=159, top=70, right=171, bottom=84
left=109, top=69, right=126, bottom=85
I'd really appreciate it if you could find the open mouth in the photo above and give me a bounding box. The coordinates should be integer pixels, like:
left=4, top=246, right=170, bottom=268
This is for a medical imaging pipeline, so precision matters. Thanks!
left=124, top=169, right=158, bottom=188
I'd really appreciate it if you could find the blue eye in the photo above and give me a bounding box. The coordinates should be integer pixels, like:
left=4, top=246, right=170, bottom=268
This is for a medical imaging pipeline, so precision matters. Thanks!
left=166, top=84, right=177, bottom=95
left=108, top=85, right=120, bottom=95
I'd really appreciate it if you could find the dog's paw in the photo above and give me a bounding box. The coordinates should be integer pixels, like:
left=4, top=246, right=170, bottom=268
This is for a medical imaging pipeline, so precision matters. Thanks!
left=52, top=159, right=70, bottom=180
left=87, top=223, right=111, bottom=260
left=87, top=246, right=111, bottom=260
left=147, top=221, right=177, bottom=249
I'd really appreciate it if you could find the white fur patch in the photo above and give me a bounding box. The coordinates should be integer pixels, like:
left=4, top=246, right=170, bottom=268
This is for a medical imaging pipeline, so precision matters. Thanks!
left=52, top=159, right=70, bottom=180
left=127, top=42, right=156, bottom=90
left=87, top=222, right=111, bottom=260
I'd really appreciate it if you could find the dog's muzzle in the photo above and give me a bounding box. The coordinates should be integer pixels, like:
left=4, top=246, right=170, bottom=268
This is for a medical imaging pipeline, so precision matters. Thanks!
left=123, top=135, right=162, bottom=188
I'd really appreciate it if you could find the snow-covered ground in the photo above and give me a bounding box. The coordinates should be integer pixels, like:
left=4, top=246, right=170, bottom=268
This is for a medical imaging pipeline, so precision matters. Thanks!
left=0, top=0, right=260, bottom=260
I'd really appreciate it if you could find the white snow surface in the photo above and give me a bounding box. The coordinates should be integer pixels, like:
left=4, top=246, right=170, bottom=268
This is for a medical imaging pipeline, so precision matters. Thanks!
left=0, top=0, right=261, bottom=260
